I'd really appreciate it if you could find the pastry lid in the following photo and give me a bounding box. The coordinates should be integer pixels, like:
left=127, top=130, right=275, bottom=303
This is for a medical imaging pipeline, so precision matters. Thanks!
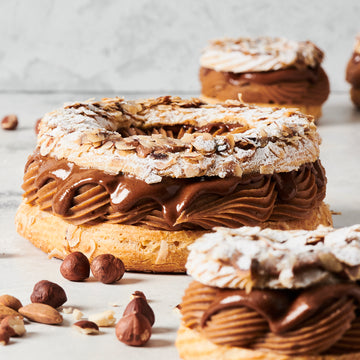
left=186, top=225, right=360, bottom=290
left=200, top=37, right=324, bottom=73
left=37, top=96, right=319, bottom=183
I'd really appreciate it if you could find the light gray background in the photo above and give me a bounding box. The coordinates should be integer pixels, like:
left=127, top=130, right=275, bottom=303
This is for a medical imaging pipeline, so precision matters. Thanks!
left=0, top=0, right=358, bottom=94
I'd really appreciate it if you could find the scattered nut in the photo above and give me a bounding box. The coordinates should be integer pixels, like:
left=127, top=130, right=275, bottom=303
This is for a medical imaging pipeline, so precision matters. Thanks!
left=173, top=304, right=182, bottom=317
left=115, top=313, right=151, bottom=346
left=72, top=320, right=99, bottom=335
left=61, top=306, right=73, bottom=314
left=0, top=305, right=21, bottom=321
left=35, top=118, right=42, bottom=134
left=130, top=291, right=146, bottom=301
left=0, top=294, right=22, bottom=311
left=72, top=309, right=83, bottom=320
left=30, top=280, right=67, bottom=308
left=88, top=310, right=116, bottom=327
left=1, top=114, right=18, bottom=130
left=60, top=252, right=90, bottom=281
left=123, top=297, right=155, bottom=326
left=90, top=254, right=125, bottom=284
left=109, top=302, right=120, bottom=307
left=1, top=316, right=26, bottom=337
left=19, top=303, right=63, bottom=325
left=0, top=328, right=10, bottom=346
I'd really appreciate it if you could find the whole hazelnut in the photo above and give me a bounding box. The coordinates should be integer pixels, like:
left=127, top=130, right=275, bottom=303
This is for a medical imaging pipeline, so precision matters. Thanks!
left=1, top=114, right=18, bottom=130
left=60, top=252, right=90, bottom=281
left=90, top=254, right=125, bottom=284
left=30, top=280, right=67, bottom=308
left=115, top=313, right=151, bottom=346
left=123, top=297, right=155, bottom=326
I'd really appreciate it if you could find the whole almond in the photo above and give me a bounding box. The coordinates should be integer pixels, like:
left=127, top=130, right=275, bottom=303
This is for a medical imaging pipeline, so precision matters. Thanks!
left=0, top=305, right=21, bottom=321
left=19, top=303, right=63, bottom=325
left=0, top=295, right=22, bottom=311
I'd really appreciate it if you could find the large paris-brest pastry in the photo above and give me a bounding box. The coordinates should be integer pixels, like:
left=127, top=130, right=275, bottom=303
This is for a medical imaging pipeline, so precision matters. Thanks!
left=15, top=96, right=332, bottom=272
left=200, top=37, right=330, bottom=120
left=176, top=226, right=360, bottom=359
left=346, top=35, right=360, bottom=108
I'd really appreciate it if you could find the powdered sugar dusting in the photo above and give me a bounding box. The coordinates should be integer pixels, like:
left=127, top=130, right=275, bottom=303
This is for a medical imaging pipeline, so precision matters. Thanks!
left=37, top=97, right=320, bottom=183
left=200, top=37, right=324, bottom=73
left=186, top=225, right=360, bottom=290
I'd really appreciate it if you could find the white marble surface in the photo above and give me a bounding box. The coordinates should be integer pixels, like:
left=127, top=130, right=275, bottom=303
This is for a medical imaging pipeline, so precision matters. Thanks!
left=0, top=0, right=359, bottom=93
left=0, top=92, right=360, bottom=359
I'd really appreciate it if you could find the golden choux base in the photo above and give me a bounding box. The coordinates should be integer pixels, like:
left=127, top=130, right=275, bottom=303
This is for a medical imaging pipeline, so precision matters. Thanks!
left=200, top=95, right=323, bottom=121
left=15, top=201, right=332, bottom=273
left=350, top=87, right=360, bottom=108
left=176, top=324, right=360, bottom=360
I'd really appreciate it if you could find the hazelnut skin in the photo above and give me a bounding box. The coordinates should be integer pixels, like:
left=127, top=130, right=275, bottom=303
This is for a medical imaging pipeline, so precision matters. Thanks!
left=73, top=320, right=99, bottom=335
left=1, top=114, right=18, bottom=130
left=115, top=312, right=151, bottom=346
left=131, top=291, right=146, bottom=301
left=90, top=254, right=125, bottom=284
left=30, top=280, right=67, bottom=308
left=123, top=297, right=155, bottom=326
left=60, top=252, right=90, bottom=282
left=0, top=328, right=10, bottom=345
left=1, top=316, right=26, bottom=337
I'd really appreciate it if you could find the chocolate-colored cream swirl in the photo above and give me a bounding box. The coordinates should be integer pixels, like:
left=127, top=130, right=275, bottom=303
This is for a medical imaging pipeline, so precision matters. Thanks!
left=22, top=153, right=326, bottom=231
left=181, top=281, right=360, bottom=355
left=200, top=66, right=330, bottom=105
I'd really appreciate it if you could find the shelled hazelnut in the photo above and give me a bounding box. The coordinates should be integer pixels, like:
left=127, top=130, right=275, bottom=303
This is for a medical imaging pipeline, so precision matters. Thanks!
left=90, top=254, right=125, bottom=284
left=1, top=114, right=18, bottom=130
left=60, top=252, right=90, bottom=281
left=115, top=312, right=151, bottom=346
left=30, top=280, right=67, bottom=308
left=123, top=297, right=155, bottom=326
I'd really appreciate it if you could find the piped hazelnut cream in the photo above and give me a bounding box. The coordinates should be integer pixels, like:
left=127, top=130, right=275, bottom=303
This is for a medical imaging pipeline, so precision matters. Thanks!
left=180, top=281, right=360, bottom=355
left=179, top=226, right=360, bottom=357
left=22, top=152, right=326, bottom=231
left=200, top=37, right=330, bottom=106
left=200, top=66, right=330, bottom=105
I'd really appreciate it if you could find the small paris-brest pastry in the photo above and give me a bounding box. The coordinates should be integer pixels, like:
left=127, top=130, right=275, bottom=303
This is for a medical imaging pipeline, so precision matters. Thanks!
left=346, top=35, right=360, bottom=108
left=15, top=96, right=332, bottom=273
left=177, top=225, right=360, bottom=359
left=200, top=37, right=330, bottom=120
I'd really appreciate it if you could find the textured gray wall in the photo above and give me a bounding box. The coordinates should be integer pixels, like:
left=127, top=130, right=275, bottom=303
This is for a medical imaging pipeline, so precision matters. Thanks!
left=0, top=0, right=358, bottom=93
